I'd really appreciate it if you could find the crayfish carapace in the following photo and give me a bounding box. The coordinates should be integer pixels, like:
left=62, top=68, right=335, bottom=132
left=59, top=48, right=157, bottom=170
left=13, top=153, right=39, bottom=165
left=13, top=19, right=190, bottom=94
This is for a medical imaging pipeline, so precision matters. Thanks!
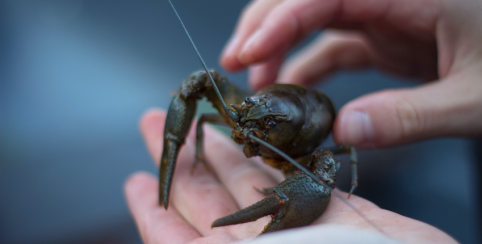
left=160, top=0, right=359, bottom=235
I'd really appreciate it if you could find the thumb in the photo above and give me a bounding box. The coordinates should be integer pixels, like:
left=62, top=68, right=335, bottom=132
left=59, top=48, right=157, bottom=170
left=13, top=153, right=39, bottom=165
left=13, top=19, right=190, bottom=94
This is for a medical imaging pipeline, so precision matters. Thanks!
left=333, top=71, right=482, bottom=148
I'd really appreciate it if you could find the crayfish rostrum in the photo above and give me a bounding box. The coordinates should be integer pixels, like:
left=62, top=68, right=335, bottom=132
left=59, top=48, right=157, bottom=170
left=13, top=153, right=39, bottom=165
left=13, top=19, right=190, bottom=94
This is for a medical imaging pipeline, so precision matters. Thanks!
left=160, top=69, right=359, bottom=234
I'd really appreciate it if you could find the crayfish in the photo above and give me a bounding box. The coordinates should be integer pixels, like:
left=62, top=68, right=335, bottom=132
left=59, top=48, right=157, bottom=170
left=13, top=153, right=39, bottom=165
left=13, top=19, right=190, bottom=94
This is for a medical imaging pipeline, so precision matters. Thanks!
left=160, top=0, right=360, bottom=235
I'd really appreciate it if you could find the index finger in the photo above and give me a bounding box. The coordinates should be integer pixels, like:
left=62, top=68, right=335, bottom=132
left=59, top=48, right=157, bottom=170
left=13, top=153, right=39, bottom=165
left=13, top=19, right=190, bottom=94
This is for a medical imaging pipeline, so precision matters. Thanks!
left=125, top=172, right=200, bottom=244
left=223, top=0, right=437, bottom=68
left=220, top=0, right=284, bottom=72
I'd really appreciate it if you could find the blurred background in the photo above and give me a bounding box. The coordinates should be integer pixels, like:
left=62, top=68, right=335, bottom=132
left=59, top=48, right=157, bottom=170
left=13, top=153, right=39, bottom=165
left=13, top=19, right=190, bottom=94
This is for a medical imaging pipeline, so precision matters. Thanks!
left=0, top=0, right=480, bottom=243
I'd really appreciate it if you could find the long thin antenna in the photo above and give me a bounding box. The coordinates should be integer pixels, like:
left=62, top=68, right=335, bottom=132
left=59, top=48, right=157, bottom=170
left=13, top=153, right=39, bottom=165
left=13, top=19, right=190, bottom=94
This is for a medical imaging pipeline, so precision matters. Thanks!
left=248, top=135, right=385, bottom=234
left=168, top=0, right=230, bottom=114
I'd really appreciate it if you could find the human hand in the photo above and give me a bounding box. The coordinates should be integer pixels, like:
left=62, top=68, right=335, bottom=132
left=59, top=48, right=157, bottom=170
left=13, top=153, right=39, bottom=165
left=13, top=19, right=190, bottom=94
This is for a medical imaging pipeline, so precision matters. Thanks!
left=220, top=0, right=482, bottom=148
left=124, top=109, right=457, bottom=244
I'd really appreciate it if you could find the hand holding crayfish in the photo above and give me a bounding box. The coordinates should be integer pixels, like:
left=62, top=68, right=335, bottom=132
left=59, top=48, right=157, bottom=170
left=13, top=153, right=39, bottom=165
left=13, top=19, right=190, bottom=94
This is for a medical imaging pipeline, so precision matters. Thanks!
left=122, top=0, right=482, bottom=242
left=124, top=109, right=456, bottom=243
left=221, top=0, right=482, bottom=148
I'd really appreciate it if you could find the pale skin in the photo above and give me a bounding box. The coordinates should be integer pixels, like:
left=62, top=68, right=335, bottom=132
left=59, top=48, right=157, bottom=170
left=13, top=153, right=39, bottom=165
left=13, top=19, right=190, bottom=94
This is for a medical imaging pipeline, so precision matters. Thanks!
left=125, top=109, right=457, bottom=244
left=125, top=0, right=482, bottom=243
left=220, top=0, right=482, bottom=148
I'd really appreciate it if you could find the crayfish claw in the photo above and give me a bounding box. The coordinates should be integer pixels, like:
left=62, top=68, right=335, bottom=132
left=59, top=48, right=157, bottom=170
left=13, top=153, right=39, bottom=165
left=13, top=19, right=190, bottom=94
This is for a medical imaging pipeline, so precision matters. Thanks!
left=212, top=195, right=280, bottom=228
left=159, top=91, right=198, bottom=209
left=213, top=173, right=331, bottom=235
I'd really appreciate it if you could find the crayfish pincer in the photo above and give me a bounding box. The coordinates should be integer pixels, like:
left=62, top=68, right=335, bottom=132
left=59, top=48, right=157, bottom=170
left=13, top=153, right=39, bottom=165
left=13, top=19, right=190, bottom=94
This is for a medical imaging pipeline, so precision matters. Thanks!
left=159, top=70, right=359, bottom=234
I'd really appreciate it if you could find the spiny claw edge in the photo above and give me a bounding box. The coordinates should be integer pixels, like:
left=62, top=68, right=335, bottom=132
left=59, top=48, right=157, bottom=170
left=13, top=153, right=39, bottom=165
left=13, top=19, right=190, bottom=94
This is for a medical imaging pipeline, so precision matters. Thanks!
left=212, top=195, right=280, bottom=228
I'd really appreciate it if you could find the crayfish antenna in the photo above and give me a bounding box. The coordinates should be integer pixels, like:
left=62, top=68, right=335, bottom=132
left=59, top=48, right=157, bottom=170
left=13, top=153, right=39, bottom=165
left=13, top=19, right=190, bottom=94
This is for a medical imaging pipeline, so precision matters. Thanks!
left=167, top=0, right=238, bottom=123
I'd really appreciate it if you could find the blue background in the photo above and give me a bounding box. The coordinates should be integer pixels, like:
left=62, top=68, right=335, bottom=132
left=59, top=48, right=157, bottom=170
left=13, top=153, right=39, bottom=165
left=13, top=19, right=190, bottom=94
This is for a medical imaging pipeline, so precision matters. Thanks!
left=0, top=0, right=480, bottom=243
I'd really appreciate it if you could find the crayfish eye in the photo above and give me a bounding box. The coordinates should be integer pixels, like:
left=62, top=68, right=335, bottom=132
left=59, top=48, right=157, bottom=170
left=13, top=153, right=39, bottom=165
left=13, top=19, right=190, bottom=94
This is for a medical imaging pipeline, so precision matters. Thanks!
left=244, top=97, right=255, bottom=107
left=264, top=117, right=276, bottom=128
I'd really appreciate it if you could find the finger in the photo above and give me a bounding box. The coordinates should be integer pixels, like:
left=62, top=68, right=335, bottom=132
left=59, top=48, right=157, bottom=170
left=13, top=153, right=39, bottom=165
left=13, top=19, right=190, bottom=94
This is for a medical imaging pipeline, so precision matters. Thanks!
left=234, top=0, right=385, bottom=66
left=201, top=125, right=281, bottom=209
left=124, top=172, right=200, bottom=244
left=139, top=109, right=242, bottom=238
left=248, top=52, right=285, bottom=90
left=333, top=66, right=482, bottom=148
left=220, top=0, right=284, bottom=72
left=278, top=31, right=371, bottom=86
left=139, top=108, right=166, bottom=165
left=315, top=189, right=380, bottom=228
left=234, top=0, right=439, bottom=67
left=169, top=140, right=241, bottom=238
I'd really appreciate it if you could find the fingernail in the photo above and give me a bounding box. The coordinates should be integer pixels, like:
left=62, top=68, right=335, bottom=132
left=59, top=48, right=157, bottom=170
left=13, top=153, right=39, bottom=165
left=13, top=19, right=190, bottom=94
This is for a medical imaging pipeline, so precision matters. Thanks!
left=340, top=111, right=374, bottom=145
left=239, top=29, right=262, bottom=63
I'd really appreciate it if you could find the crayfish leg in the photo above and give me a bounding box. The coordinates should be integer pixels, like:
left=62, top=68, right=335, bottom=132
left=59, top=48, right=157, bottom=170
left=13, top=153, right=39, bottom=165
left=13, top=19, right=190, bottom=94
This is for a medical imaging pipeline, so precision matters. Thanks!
left=325, top=145, right=358, bottom=198
left=192, top=113, right=227, bottom=175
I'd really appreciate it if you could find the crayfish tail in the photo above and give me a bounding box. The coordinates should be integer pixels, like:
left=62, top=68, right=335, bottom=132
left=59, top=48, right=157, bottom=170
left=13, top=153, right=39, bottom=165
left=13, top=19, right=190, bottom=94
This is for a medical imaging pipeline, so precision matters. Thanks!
left=211, top=195, right=280, bottom=228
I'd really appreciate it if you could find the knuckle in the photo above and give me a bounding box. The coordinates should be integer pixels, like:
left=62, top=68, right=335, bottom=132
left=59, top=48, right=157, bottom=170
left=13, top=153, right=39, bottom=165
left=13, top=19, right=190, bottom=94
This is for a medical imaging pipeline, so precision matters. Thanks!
left=393, top=95, right=423, bottom=140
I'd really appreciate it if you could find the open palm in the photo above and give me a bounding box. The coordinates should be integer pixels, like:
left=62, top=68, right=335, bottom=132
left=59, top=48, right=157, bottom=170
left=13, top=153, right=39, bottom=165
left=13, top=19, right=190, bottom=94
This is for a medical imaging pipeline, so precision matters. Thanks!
left=124, top=109, right=456, bottom=244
